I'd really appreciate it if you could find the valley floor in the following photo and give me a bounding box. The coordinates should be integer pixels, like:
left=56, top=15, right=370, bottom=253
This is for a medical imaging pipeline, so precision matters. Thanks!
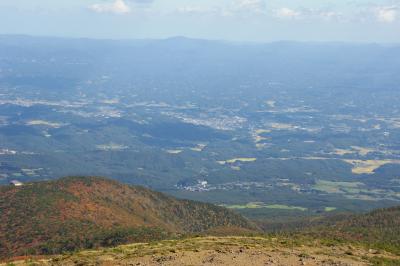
left=3, top=236, right=400, bottom=266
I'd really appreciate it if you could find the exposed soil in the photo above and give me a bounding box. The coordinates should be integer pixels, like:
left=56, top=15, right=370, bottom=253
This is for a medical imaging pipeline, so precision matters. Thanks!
left=4, top=237, right=400, bottom=266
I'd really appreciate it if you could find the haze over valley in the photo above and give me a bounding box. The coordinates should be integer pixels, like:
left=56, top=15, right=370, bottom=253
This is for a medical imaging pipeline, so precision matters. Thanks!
left=1, top=36, right=400, bottom=223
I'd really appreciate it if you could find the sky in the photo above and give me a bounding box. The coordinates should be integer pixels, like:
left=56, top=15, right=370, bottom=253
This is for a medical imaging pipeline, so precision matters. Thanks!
left=0, top=0, right=399, bottom=43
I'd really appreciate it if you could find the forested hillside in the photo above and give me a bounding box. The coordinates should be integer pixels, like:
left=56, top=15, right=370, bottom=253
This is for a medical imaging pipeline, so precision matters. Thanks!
left=0, top=176, right=256, bottom=258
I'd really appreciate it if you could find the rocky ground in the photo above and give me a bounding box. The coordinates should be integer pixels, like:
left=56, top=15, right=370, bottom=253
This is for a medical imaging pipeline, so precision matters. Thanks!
left=3, top=237, right=400, bottom=266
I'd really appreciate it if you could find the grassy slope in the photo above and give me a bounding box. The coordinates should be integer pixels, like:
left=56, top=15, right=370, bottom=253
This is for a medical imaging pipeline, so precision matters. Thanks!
left=251, top=205, right=400, bottom=255
left=306, top=206, right=400, bottom=254
left=0, top=176, right=257, bottom=258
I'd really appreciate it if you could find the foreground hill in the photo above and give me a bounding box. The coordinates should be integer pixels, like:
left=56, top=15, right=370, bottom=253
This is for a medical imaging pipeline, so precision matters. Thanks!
left=307, top=206, right=400, bottom=254
left=4, top=236, right=400, bottom=266
left=0, top=176, right=257, bottom=258
left=254, top=205, right=400, bottom=254
left=2, top=180, right=400, bottom=265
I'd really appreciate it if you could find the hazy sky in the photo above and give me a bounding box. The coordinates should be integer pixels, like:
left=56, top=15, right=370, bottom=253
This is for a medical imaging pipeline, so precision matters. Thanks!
left=0, top=0, right=399, bottom=42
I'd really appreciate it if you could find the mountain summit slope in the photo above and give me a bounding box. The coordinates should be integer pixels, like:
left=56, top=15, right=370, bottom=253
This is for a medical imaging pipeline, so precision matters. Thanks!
left=309, top=205, right=400, bottom=254
left=0, top=176, right=257, bottom=258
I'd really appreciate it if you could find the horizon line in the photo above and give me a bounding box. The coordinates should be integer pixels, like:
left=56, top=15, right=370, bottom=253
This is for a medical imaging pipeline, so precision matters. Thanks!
left=1, top=33, right=399, bottom=46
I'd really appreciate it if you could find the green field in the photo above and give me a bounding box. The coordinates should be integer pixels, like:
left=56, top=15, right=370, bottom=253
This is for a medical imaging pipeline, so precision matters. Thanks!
left=222, top=202, right=307, bottom=211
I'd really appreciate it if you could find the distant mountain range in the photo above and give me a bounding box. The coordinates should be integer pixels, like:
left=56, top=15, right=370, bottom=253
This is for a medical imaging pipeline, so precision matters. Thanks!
left=0, top=176, right=257, bottom=258
left=1, top=34, right=399, bottom=92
